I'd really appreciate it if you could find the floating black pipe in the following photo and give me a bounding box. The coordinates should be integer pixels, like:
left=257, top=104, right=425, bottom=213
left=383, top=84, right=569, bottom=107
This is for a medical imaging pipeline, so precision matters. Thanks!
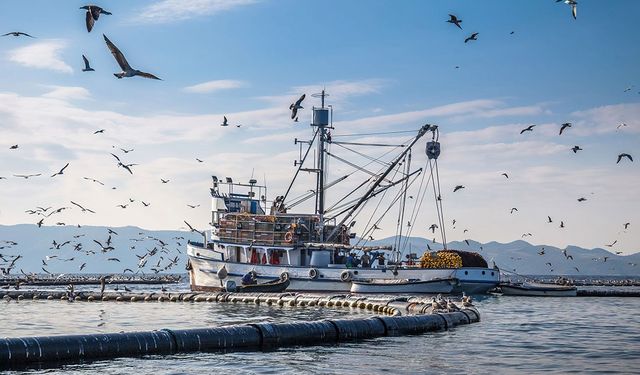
left=0, top=311, right=479, bottom=370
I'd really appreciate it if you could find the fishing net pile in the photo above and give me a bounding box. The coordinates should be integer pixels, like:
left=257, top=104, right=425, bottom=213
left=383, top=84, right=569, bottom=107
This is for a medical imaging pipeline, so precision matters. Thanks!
left=419, top=250, right=488, bottom=268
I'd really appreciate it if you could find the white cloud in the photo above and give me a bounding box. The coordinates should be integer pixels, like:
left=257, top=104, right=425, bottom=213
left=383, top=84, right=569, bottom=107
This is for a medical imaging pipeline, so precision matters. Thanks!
left=571, top=102, right=640, bottom=135
left=183, top=80, right=247, bottom=93
left=137, top=0, right=257, bottom=23
left=293, top=79, right=387, bottom=100
left=7, top=40, right=72, bottom=74
left=42, top=86, right=91, bottom=101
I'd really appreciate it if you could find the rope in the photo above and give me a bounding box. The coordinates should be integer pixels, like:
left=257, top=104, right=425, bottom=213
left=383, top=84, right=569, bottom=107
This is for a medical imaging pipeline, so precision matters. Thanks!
left=399, top=158, right=432, bottom=255
left=433, top=159, right=448, bottom=248
left=331, top=141, right=406, bottom=147
left=331, top=129, right=421, bottom=138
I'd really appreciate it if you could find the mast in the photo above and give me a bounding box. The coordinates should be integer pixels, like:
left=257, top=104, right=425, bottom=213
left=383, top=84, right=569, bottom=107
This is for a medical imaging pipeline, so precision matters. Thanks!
left=311, top=90, right=330, bottom=240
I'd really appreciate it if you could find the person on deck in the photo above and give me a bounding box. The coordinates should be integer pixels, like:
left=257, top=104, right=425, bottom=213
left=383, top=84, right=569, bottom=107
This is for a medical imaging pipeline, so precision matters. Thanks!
left=345, top=253, right=355, bottom=268
left=361, top=252, right=371, bottom=268
left=377, top=253, right=386, bottom=267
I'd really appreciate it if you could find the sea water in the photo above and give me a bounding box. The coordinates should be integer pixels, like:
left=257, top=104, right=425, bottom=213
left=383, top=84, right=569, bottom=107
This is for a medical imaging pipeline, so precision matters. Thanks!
left=1, top=283, right=639, bottom=374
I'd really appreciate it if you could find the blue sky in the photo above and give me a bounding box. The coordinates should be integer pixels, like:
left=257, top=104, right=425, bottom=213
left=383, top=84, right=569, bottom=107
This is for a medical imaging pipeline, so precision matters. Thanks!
left=0, top=0, right=638, bottom=253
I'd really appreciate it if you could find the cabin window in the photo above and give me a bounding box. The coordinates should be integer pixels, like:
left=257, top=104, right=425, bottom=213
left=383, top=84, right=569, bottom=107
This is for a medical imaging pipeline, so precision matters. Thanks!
left=464, top=271, right=468, bottom=275
left=482, top=271, right=486, bottom=275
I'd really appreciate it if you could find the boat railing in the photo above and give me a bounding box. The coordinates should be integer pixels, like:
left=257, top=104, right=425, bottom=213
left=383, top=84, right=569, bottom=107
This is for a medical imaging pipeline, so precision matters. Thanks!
left=216, top=213, right=350, bottom=246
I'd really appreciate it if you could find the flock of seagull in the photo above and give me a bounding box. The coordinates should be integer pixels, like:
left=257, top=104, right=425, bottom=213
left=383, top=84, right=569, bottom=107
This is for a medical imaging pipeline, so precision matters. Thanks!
left=447, top=117, right=634, bottom=273
left=0, top=3, right=636, bottom=278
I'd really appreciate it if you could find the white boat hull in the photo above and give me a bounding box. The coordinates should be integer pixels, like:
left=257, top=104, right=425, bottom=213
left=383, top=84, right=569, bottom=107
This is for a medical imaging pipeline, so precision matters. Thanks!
left=187, top=243, right=499, bottom=294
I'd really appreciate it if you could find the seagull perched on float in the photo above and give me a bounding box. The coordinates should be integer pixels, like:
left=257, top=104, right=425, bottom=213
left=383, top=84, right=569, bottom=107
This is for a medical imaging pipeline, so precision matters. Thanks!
left=80, top=5, right=111, bottom=33
left=290, top=94, right=306, bottom=119
left=446, top=14, right=463, bottom=30
left=103, top=34, right=161, bottom=80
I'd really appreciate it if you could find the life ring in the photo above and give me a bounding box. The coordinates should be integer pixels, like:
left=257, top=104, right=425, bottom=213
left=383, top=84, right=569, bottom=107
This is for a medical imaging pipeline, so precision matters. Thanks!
left=284, top=231, right=294, bottom=243
left=309, top=268, right=319, bottom=280
left=280, top=271, right=290, bottom=281
left=340, top=270, right=352, bottom=282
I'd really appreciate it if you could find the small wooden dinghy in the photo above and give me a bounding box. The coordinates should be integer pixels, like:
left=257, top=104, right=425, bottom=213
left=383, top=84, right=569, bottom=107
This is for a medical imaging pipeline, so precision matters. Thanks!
left=350, top=277, right=458, bottom=294
left=499, top=282, right=577, bottom=297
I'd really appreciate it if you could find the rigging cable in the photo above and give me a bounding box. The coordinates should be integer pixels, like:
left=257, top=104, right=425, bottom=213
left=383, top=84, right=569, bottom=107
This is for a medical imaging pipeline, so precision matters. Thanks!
left=399, top=158, right=433, bottom=256
left=332, top=129, right=421, bottom=138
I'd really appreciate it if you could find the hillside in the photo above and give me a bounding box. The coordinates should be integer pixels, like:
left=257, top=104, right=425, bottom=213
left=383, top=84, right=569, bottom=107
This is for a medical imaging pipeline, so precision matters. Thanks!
left=1, top=225, right=638, bottom=276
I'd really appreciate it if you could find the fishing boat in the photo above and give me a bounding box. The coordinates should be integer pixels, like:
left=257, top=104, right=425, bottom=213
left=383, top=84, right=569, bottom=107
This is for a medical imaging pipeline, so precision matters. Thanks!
left=499, top=282, right=578, bottom=297
left=186, top=91, right=499, bottom=294
left=350, top=277, right=458, bottom=294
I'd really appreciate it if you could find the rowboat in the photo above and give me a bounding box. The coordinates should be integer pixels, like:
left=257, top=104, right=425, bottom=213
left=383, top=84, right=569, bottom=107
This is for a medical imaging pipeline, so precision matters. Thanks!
left=499, top=282, right=577, bottom=297
left=350, top=277, right=459, bottom=294
left=224, top=277, right=290, bottom=293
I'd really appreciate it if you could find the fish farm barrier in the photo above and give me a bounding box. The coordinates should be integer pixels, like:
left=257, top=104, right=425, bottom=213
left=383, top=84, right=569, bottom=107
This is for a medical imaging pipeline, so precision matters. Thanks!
left=0, top=291, right=479, bottom=369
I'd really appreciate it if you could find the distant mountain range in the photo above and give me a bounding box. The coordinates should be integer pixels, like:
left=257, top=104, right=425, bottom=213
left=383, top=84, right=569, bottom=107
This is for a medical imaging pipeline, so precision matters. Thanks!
left=367, top=236, right=640, bottom=276
left=1, top=225, right=638, bottom=276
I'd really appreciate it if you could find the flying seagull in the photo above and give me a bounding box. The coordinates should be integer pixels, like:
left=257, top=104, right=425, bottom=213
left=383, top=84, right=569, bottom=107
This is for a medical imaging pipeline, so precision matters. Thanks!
left=82, top=55, right=95, bottom=72
left=623, top=222, right=630, bottom=230
left=10, top=145, right=18, bottom=150
left=196, top=158, right=204, bottom=163
left=110, top=153, right=136, bottom=174
left=559, top=122, right=572, bottom=135
left=70, top=201, right=95, bottom=213
left=83, top=177, right=105, bottom=185
left=577, top=197, right=587, bottom=202
left=2, top=32, right=34, bottom=38
left=464, top=32, right=478, bottom=43
left=616, top=153, right=633, bottom=164
left=221, top=116, right=228, bottom=127
left=14, top=174, right=41, bottom=179
left=605, top=240, right=617, bottom=248
left=447, top=14, right=463, bottom=29
left=290, top=94, right=306, bottom=119
left=103, top=34, right=161, bottom=80
left=161, top=179, right=170, bottom=184
left=453, top=185, right=465, bottom=192
left=94, top=129, right=105, bottom=134
left=520, top=125, right=535, bottom=134
left=501, top=173, right=509, bottom=178
left=510, top=207, right=518, bottom=214
left=566, top=0, right=577, bottom=20
left=50, top=163, right=70, bottom=177
left=80, top=5, right=111, bottom=33
left=572, top=145, right=582, bottom=153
